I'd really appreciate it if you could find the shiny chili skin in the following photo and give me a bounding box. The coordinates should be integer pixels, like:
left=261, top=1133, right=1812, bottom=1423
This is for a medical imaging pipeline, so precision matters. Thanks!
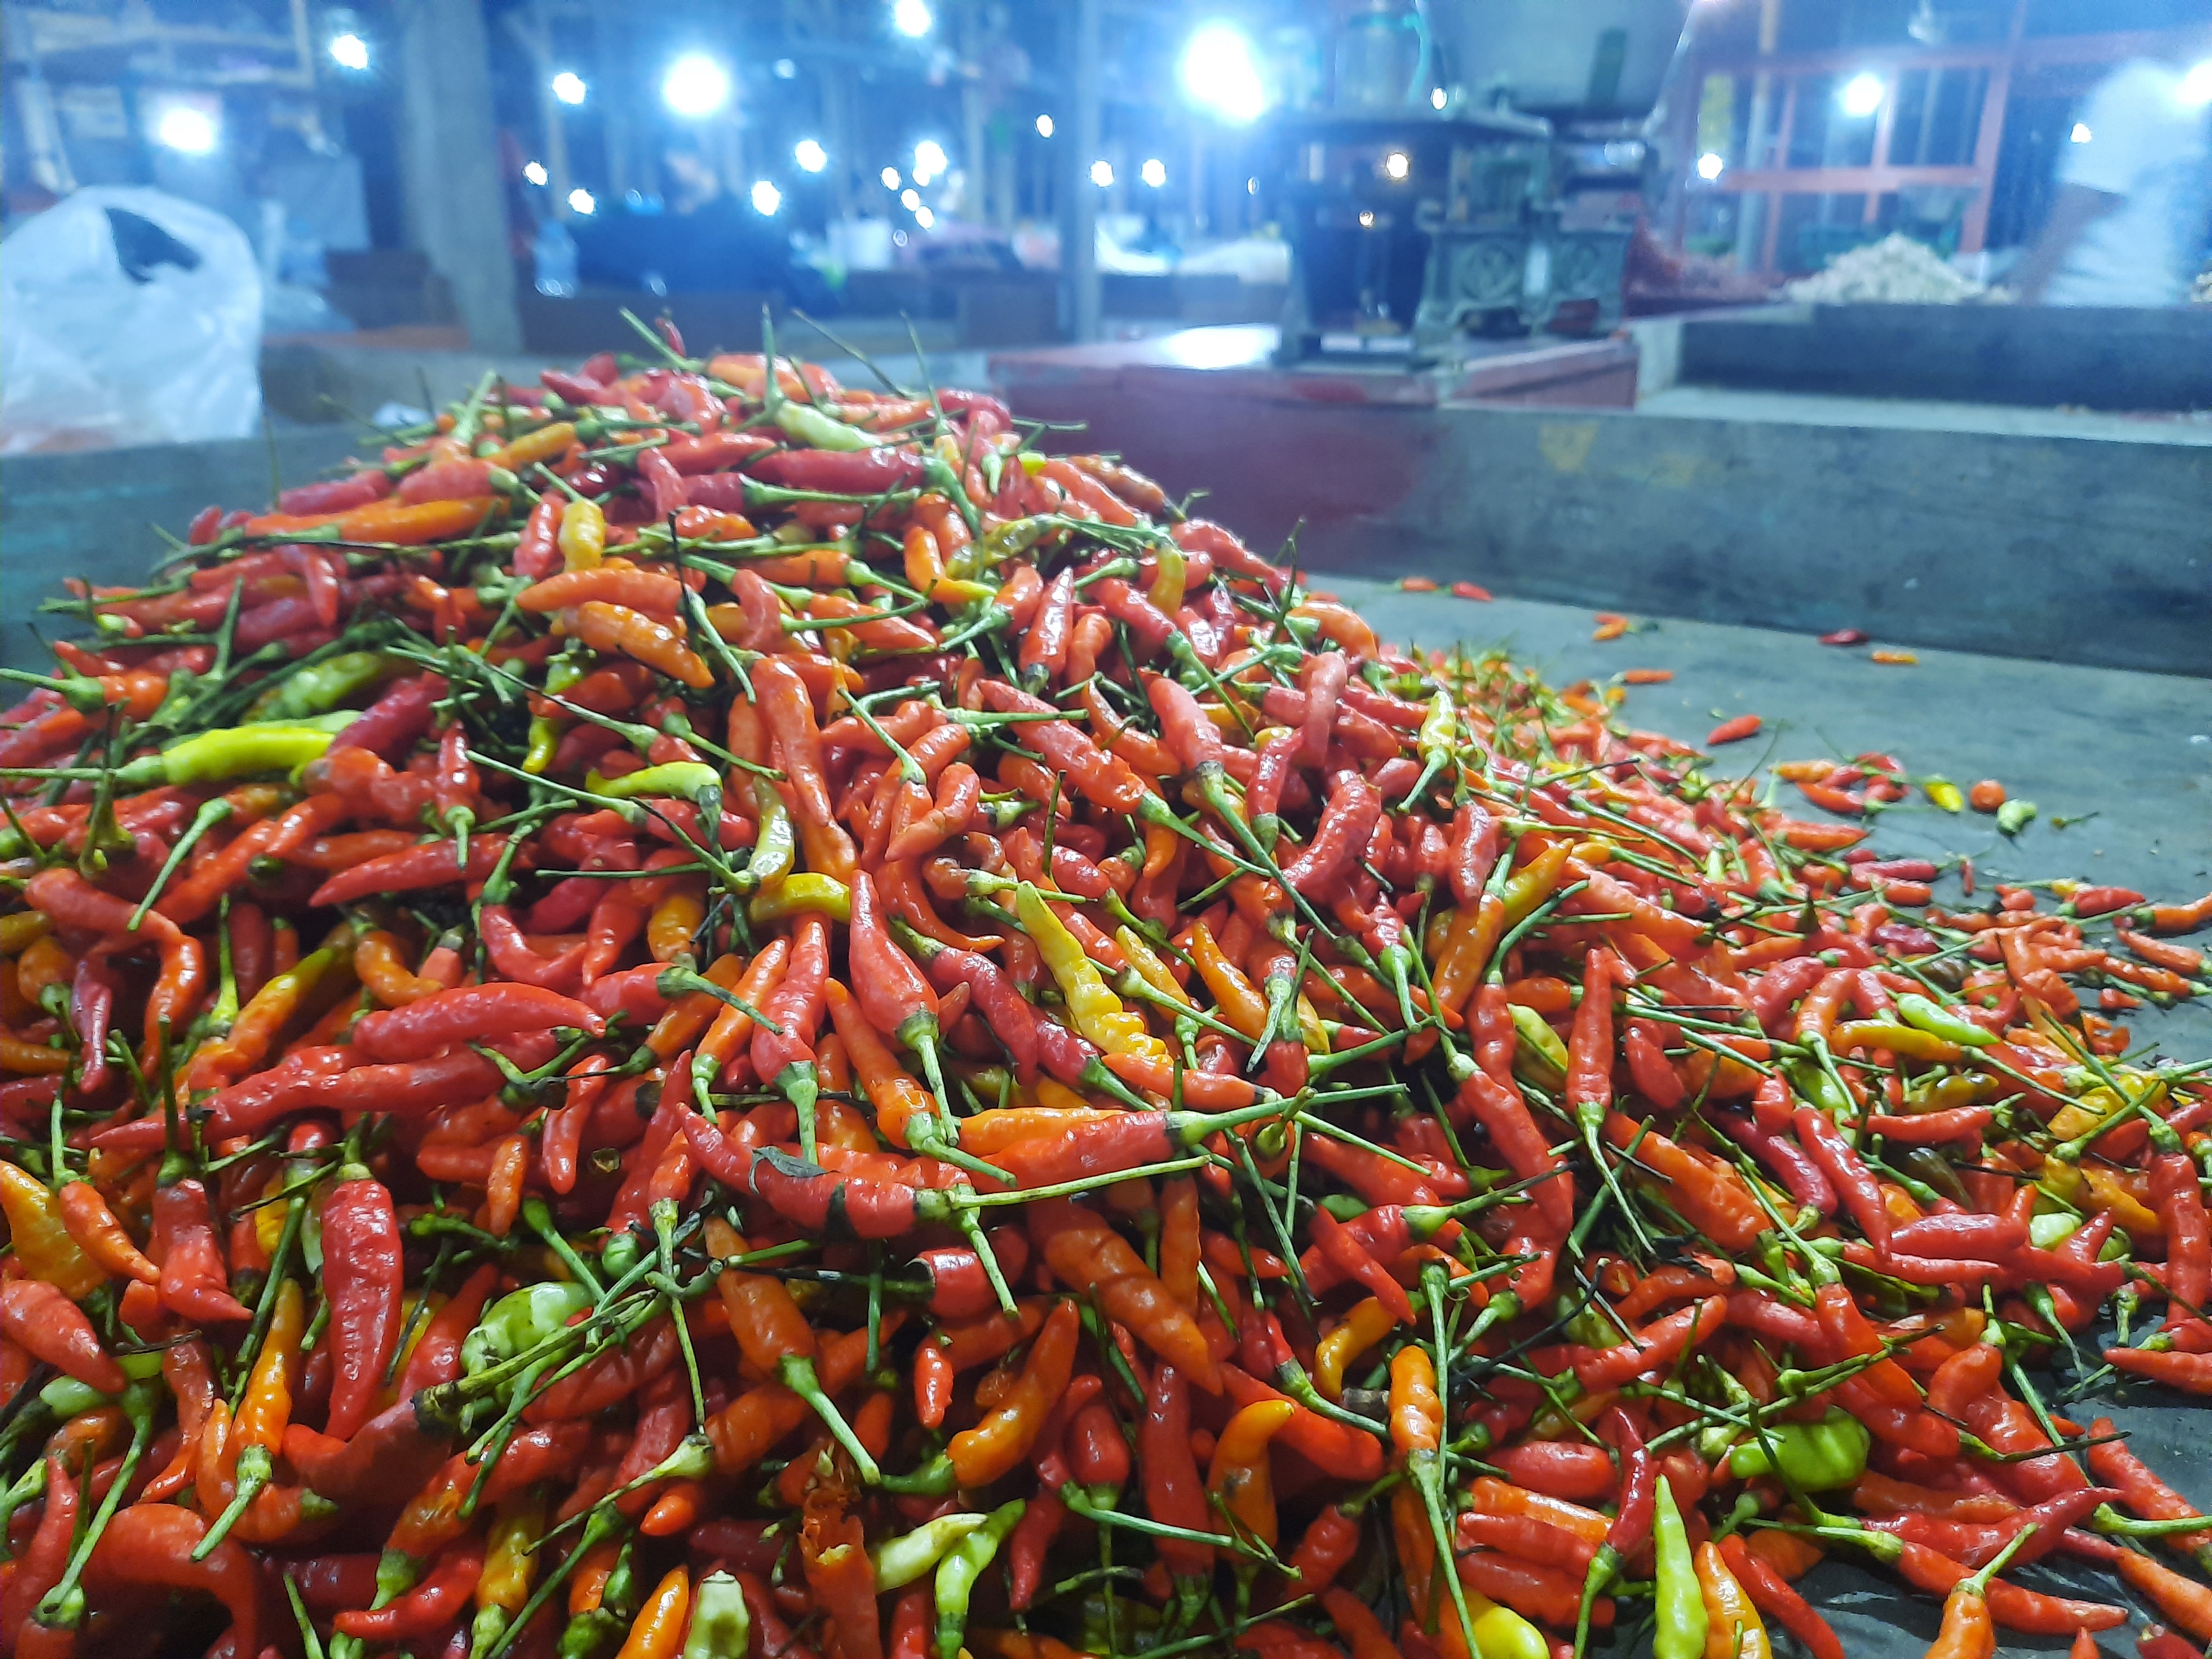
left=321, top=1172, right=405, bottom=1441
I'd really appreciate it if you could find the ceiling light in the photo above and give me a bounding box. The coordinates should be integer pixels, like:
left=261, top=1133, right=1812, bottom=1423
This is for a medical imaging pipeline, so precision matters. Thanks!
left=901, top=187, right=921, bottom=210
left=153, top=105, right=218, bottom=154
left=2181, top=60, right=2212, bottom=106
left=663, top=55, right=730, bottom=117
left=1180, top=23, right=1266, bottom=124
left=1697, top=151, right=1725, bottom=179
left=893, top=0, right=932, bottom=38
left=523, top=160, right=548, bottom=185
left=568, top=187, right=596, bottom=214
left=1090, top=159, right=1114, bottom=186
left=1839, top=72, right=1885, bottom=117
left=2069, top=123, right=2092, bottom=144
left=1430, top=87, right=1446, bottom=110
left=551, top=71, right=586, bottom=105
left=328, top=32, right=369, bottom=71
left=1140, top=158, right=1166, bottom=187
left=914, top=205, right=935, bottom=228
left=751, top=180, right=782, bottom=215
left=794, top=139, right=827, bottom=173
left=1036, top=114, right=1054, bottom=138
left=1383, top=150, right=1409, bottom=180
left=882, top=167, right=902, bottom=189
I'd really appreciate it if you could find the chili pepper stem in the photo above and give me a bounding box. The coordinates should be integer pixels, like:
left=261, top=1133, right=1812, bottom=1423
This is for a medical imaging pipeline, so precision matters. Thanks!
left=778, top=1353, right=882, bottom=1484
left=194, top=1441, right=273, bottom=1559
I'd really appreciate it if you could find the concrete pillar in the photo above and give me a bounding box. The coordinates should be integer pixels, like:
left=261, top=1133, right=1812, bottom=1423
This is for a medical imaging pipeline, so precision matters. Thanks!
left=394, top=0, right=523, bottom=352
left=1060, top=0, right=1102, bottom=342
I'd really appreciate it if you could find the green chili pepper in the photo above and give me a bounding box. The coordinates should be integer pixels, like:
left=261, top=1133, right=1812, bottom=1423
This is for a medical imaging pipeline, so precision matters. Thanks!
left=1895, top=993, right=1997, bottom=1049
left=1723, top=1408, right=1870, bottom=1490
left=36, top=1349, right=165, bottom=1418
left=1509, top=1003, right=1568, bottom=1092
left=1785, top=1060, right=1854, bottom=1119
left=108, top=712, right=356, bottom=790
left=587, top=760, right=722, bottom=803
left=1651, top=1475, right=1708, bottom=1659
left=742, top=776, right=796, bottom=894
left=774, top=402, right=880, bottom=452
left=0, top=1457, right=48, bottom=1552
left=870, top=1512, right=988, bottom=1590
left=933, top=1499, right=1024, bottom=1659
left=1470, top=1599, right=1551, bottom=1659
left=679, top=1571, right=749, bottom=1659
left=461, top=1281, right=594, bottom=1375
left=248, top=652, right=391, bottom=724
left=525, top=654, right=587, bottom=775
left=1996, top=799, right=2037, bottom=836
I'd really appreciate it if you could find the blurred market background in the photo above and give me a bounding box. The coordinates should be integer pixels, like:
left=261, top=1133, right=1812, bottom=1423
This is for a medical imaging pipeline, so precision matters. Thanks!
left=2, top=0, right=2207, bottom=680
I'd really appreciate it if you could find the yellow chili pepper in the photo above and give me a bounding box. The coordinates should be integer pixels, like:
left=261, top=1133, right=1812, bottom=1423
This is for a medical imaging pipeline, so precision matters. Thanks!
left=1694, top=1541, right=1771, bottom=1659
left=1829, top=1021, right=1963, bottom=1064
left=472, top=1491, right=548, bottom=1657
left=1116, top=926, right=1194, bottom=1011
left=1187, top=921, right=1269, bottom=1042
left=1015, top=883, right=1169, bottom=1066
left=1500, top=841, right=1575, bottom=931
left=587, top=761, right=722, bottom=803
left=558, top=497, right=607, bottom=572
left=1923, top=777, right=1964, bottom=813
left=2081, top=1165, right=2163, bottom=1238
left=487, top=420, right=576, bottom=472
left=1430, top=894, right=1506, bottom=1020
left=747, top=872, right=851, bottom=926
left=237, top=1279, right=304, bottom=1451
left=0, top=913, right=53, bottom=954
left=524, top=654, right=586, bottom=775
left=1207, top=1399, right=1295, bottom=1550
left=1313, top=1297, right=1398, bottom=1399
left=1149, top=539, right=1187, bottom=617
left=0, top=1162, right=105, bottom=1298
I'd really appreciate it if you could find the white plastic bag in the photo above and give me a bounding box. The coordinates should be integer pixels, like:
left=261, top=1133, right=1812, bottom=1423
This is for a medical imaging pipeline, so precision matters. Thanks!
left=1, top=186, right=263, bottom=453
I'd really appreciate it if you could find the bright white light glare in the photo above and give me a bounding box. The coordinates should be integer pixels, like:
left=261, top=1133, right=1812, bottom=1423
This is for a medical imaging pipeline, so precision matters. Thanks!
left=2070, top=123, right=2093, bottom=143
left=551, top=71, right=586, bottom=105
left=912, top=140, right=947, bottom=184
left=662, top=55, right=730, bottom=116
left=154, top=105, right=218, bottom=154
left=893, top=0, right=932, bottom=38
left=881, top=167, right=902, bottom=189
left=1246, top=176, right=1258, bottom=194
left=1089, top=159, right=1114, bottom=186
left=1383, top=150, right=1410, bottom=181
left=773, top=59, right=797, bottom=79
left=1180, top=23, right=1266, bottom=123
left=1140, top=158, right=1166, bottom=187
left=568, top=187, right=596, bottom=215
left=328, top=32, right=368, bottom=71
left=751, top=180, right=782, bottom=215
left=914, top=206, right=935, bottom=228
left=523, top=160, right=548, bottom=185
left=794, top=138, right=827, bottom=173
left=1430, top=87, right=1447, bottom=109
left=900, top=187, right=921, bottom=210
left=2182, top=60, right=2212, bottom=106
left=1036, top=114, right=1055, bottom=138
left=1697, top=151, right=1725, bottom=180
left=1839, top=72, right=1885, bottom=117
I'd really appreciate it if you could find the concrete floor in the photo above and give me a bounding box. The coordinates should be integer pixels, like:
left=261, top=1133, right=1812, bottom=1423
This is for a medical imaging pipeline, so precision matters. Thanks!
left=1333, top=575, right=2212, bottom=1059
left=1333, top=575, right=2212, bottom=1646
left=1639, top=384, right=2212, bottom=446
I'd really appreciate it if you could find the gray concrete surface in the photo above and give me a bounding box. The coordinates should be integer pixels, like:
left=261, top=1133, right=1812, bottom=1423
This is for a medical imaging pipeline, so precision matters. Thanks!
left=1679, top=303, right=2212, bottom=413
left=986, top=370, right=2212, bottom=678
left=1640, top=385, right=2212, bottom=446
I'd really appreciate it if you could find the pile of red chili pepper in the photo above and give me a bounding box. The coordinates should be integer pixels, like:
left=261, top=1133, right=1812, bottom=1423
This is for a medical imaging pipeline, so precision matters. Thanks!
left=2, top=319, right=2210, bottom=1659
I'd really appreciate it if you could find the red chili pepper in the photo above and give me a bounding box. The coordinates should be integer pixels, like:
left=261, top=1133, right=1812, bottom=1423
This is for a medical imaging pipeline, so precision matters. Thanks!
left=320, top=1172, right=404, bottom=1440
